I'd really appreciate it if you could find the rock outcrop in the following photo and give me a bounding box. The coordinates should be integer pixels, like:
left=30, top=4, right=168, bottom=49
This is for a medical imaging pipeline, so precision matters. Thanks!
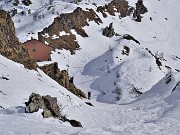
left=102, top=23, right=115, bottom=37
left=38, top=7, right=102, bottom=54
left=133, top=0, right=148, bottom=22
left=123, top=34, right=140, bottom=44
left=97, top=0, right=131, bottom=18
left=0, top=10, right=37, bottom=70
left=25, top=93, right=83, bottom=127
left=40, top=62, right=86, bottom=98
left=25, top=93, right=61, bottom=118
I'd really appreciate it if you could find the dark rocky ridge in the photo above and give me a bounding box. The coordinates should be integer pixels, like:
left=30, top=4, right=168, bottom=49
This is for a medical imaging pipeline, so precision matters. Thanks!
left=38, top=7, right=102, bottom=54
left=40, top=62, right=86, bottom=98
left=38, top=0, right=147, bottom=54
left=0, top=0, right=148, bottom=59
left=97, top=0, right=131, bottom=18
left=0, top=9, right=37, bottom=70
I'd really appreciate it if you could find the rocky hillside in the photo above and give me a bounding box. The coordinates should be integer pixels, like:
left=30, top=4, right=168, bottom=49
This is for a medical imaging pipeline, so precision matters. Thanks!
left=1, top=0, right=179, bottom=103
left=38, top=7, right=102, bottom=54
left=0, top=0, right=180, bottom=135
left=0, top=9, right=37, bottom=70
left=40, top=62, right=86, bottom=98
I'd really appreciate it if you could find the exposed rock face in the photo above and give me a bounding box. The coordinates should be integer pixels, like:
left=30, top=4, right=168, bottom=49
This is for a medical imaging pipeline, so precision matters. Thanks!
left=38, top=7, right=102, bottom=54
left=102, top=23, right=115, bottom=37
left=40, top=63, right=86, bottom=98
left=97, top=0, right=131, bottom=18
left=0, top=10, right=37, bottom=70
left=133, top=0, right=148, bottom=22
left=25, top=93, right=61, bottom=118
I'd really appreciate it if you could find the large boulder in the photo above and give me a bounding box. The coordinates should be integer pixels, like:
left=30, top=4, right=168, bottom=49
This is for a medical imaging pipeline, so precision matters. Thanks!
left=25, top=93, right=83, bottom=127
left=25, top=93, right=61, bottom=118
left=25, top=93, right=44, bottom=113
left=42, top=95, right=61, bottom=118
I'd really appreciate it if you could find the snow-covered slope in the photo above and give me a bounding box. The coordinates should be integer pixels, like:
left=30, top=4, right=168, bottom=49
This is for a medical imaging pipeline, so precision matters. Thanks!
left=51, top=0, right=180, bottom=103
left=0, top=54, right=180, bottom=134
left=0, top=0, right=180, bottom=134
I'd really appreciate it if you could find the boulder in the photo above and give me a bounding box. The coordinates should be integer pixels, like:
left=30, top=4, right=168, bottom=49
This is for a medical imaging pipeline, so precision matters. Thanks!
left=25, top=93, right=44, bottom=113
left=69, top=119, right=83, bottom=127
left=42, top=95, right=61, bottom=118
left=25, top=93, right=61, bottom=118
left=25, top=93, right=83, bottom=127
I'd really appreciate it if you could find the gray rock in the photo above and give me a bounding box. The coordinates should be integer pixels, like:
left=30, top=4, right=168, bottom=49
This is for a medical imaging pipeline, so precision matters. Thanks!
left=102, top=23, right=115, bottom=37
left=25, top=93, right=61, bottom=118
left=42, top=95, right=61, bottom=118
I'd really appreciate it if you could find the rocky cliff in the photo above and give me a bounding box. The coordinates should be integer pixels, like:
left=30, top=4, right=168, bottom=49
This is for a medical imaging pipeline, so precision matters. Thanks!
left=40, top=62, right=86, bottom=98
left=0, top=9, right=37, bottom=70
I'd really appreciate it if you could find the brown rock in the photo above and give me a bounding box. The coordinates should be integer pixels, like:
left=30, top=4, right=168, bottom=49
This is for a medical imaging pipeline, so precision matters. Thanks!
left=40, top=63, right=87, bottom=98
left=38, top=7, right=102, bottom=54
left=97, top=0, right=130, bottom=18
left=0, top=10, right=37, bottom=70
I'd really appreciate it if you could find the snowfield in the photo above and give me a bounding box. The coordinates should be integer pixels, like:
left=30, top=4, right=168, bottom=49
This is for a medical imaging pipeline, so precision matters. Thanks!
left=0, top=0, right=180, bottom=134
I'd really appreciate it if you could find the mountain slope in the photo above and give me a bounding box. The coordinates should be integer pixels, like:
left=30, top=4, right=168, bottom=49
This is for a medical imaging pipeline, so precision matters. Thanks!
left=0, top=0, right=180, bottom=134
left=0, top=55, right=180, bottom=134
